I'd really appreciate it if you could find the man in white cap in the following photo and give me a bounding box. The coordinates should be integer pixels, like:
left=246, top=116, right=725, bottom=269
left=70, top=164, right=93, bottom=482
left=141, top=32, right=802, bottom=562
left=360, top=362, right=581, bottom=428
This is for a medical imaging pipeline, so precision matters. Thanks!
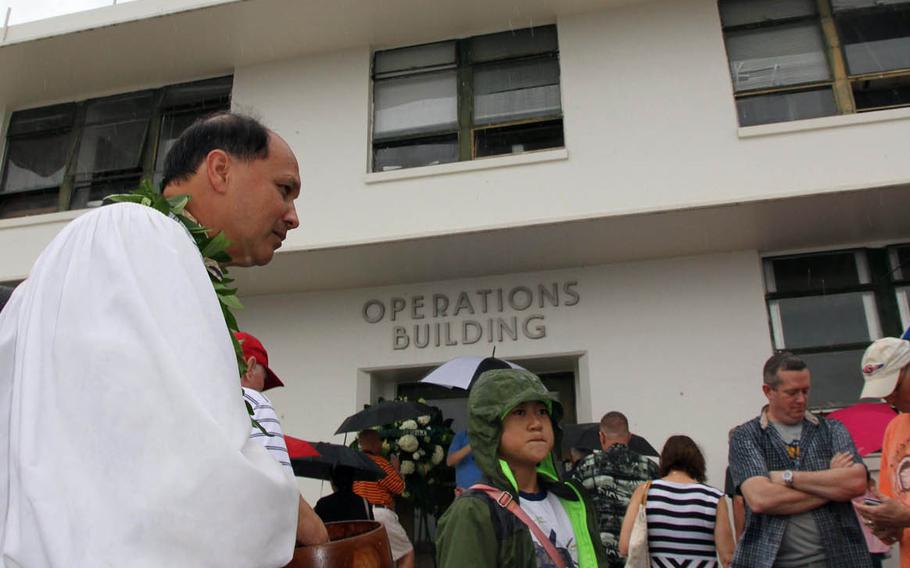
left=854, top=337, right=910, bottom=567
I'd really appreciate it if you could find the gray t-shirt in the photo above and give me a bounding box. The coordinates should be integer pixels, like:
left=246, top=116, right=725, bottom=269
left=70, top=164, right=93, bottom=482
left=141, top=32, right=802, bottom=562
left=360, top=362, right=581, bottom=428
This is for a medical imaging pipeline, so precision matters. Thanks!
left=770, top=421, right=826, bottom=567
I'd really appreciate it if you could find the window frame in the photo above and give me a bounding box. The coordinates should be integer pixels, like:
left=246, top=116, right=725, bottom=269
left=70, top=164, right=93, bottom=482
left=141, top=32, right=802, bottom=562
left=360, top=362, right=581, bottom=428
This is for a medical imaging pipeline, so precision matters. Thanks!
left=719, top=0, right=910, bottom=126
left=0, top=75, right=232, bottom=219
left=369, top=26, right=564, bottom=173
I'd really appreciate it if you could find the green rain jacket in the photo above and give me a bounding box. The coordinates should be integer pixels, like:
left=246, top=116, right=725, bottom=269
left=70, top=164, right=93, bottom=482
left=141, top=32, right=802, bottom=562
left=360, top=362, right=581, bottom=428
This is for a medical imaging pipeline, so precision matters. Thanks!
left=436, top=369, right=607, bottom=568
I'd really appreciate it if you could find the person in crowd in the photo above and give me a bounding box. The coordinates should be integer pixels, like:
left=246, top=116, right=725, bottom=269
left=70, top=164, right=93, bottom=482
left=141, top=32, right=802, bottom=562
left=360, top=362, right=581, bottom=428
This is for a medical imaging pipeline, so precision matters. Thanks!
left=315, top=467, right=374, bottom=524
left=0, top=112, right=327, bottom=566
left=447, top=428, right=483, bottom=494
left=729, top=352, right=869, bottom=568
left=723, top=467, right=746, bottom=541
left=853, top=472, right=892, bottom=568
left=353, top=429, right=415, bottom=568
left=854, top=337, right=910, bottom=566
left=436, top=368, right=606, bottom=568
left=618, top=435, right=734, bottom=567
left=569, top=411, right=658, bottom=567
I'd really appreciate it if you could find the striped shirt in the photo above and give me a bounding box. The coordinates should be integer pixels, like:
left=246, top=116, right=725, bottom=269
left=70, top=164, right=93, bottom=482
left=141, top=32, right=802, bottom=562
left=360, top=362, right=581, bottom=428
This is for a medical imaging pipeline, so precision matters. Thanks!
left=243, top=387, right=293, bottom=477
left=353, top=453, right=405, bottom=509
left=646, top=479, right=723, bottom=568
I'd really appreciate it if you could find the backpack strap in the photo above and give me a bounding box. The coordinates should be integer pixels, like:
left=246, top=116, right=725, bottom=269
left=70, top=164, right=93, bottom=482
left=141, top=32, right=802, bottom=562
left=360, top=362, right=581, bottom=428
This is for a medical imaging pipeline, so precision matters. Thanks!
left=470, top=483, right=567, bottom=568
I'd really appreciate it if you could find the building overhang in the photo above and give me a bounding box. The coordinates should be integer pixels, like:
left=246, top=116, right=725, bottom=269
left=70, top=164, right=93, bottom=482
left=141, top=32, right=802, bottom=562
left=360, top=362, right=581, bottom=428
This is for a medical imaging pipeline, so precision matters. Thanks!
left=233, top=182, right=910, bottom=295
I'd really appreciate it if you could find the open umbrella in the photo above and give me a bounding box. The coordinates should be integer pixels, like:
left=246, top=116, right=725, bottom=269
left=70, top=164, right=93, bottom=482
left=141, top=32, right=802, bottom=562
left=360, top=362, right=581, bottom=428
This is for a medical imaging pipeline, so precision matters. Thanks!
left=827, top=402, right=897, bottom=456
left=284, top=435, right=320, bottom=459
left=561, top=423, right=659, bottom=457
left=335, top=400, right=435, bottom=434
left=290, top=441, right=384, bottom=481
left=420, top=356, right=525, bottom=390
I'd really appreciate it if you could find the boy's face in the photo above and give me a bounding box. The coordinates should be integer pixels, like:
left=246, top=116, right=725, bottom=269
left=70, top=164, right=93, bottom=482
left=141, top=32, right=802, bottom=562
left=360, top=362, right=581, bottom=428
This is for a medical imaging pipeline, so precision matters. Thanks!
left=499, top=401, right=554, bottom=469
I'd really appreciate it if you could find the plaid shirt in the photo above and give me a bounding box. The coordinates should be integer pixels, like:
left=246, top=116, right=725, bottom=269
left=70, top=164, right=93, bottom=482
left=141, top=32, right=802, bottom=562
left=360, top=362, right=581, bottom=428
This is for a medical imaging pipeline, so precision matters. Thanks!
left=728, top=407, right=871, bottom=568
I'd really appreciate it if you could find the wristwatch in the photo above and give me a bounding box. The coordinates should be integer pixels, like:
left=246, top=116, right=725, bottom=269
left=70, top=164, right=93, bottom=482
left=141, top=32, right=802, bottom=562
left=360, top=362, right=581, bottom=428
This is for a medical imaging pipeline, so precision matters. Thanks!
left=782, top=469, right=794, bottom=487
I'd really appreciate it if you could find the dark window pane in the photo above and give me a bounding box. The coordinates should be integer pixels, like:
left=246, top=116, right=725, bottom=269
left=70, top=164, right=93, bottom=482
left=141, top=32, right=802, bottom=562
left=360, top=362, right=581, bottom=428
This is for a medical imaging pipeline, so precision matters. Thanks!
left=736, top=88, right=837, bottom=125
left=473, top=57, right=561, bottom=125
left=470, top=26, right=558, bottom=63
left=892, top=245, right=910, bottom=281
left=155, top=110, right=214, bottom=176
left=2, top=133, right=73, bottom=192
left=833, top=0, right=910, bottom=11
left=0, top=188, right=59, bottom=219
left=725, top=23, right=830, bottom=91
left=772, top=292, right=874, bottom=349
left=70, top=176, right=141, bottom=210
left=373, top=135, right=458, bottom=171
left=719, top=0, right=817, bottom=28
left=838, top=7, right=910, bottom=74
left=474, top=120, right=563, bottom=158
left=802, top=349, right=867, bottom=408
left=373, top=71, right=458, bottom=140
left=163, top=76, right=232, bottom=109
left=769, top=253, right=861, bottom=293
left=84, top=93, right=153, bottom=124
left=374, top=42, right=456, bottom=77
left=75, top=120, right=149, bottom=176
left=853, top=75, right=910, bottom=110
left=7, top=103, right=76, bottom=136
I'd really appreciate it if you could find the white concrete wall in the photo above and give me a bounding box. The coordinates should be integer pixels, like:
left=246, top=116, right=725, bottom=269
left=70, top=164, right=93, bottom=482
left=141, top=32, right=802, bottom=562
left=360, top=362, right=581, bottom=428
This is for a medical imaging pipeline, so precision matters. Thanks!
left=238, top=250, right=773, bottom=501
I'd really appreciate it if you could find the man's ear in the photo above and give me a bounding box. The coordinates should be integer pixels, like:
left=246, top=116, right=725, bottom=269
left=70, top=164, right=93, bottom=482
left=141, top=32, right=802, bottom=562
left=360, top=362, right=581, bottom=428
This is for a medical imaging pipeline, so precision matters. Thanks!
left=762, top=383, right=772, bottom=398
left=204, top=149, right=231, bottom=194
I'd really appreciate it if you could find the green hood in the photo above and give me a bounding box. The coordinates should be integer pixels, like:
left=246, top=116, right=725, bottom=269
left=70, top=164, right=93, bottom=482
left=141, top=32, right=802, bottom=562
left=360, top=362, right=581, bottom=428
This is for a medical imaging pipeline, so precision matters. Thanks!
left=467, top=368, right=564, bottom=494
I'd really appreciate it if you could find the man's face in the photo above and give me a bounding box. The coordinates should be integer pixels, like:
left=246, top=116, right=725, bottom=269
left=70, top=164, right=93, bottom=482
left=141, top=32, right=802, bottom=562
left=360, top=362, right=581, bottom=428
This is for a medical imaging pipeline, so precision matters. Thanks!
left=763, top=369, right=811, bottom=425
left=498, top=401, right=554, bottom=469
left=224, top=134, right=301, bottom=266
left=884, top=365, right=910, bottom=412
left=241, top=361, right=266, bottom=392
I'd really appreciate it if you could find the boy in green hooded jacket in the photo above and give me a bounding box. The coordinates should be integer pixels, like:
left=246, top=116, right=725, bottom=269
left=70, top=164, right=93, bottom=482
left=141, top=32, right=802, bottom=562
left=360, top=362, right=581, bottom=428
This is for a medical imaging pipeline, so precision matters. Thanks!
left=436, top=369, right=607, bottom=568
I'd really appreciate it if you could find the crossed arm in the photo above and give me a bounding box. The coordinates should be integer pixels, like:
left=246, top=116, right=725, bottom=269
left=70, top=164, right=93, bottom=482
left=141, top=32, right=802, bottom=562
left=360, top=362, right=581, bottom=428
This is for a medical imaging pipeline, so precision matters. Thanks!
left=740, top=454, right=865, bottom=515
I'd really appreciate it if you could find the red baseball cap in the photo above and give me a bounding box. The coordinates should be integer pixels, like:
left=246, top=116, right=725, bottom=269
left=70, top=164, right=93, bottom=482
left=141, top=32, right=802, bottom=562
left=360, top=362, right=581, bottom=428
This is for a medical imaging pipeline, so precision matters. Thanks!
left=234, top=331, right=284, bottom=391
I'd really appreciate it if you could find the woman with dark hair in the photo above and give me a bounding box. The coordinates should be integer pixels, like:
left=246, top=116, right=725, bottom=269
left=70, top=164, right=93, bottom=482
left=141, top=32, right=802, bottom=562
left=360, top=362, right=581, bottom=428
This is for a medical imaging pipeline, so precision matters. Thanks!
left=618, top=435, right=735, bottom=567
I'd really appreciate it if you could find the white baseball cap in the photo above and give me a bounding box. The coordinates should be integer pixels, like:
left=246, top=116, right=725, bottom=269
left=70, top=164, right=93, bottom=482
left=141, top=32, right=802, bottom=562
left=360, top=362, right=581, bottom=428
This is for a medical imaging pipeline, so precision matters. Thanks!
left=860, top=338, right=910, bottom=399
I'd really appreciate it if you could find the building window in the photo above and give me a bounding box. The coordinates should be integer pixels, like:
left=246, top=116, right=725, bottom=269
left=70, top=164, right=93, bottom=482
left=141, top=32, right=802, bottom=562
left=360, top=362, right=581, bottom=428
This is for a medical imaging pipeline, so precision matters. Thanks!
left=763, top=245, right=908, bottom=409
left=370, top=25, right=563, bottom=172
left=0, top=76, right=232, bottom=220
left=718, top=0, right=910, bottom=126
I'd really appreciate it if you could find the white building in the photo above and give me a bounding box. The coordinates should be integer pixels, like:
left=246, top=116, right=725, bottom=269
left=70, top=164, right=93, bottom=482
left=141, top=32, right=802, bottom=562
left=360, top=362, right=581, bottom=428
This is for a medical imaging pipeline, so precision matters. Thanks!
left=1, top=0, right=909, bottom=530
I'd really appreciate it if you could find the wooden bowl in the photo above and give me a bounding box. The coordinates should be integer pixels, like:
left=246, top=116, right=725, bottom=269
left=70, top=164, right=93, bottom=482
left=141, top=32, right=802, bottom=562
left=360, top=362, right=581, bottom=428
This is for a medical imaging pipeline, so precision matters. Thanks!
left=285, top=521, right=394, bottom=568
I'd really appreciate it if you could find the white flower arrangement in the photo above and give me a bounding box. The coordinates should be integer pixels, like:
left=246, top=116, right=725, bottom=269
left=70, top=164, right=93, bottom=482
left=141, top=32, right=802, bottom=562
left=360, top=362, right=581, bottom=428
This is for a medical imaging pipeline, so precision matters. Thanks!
left=431, top=445, right=445, bottom=465
left=400, top=460, right=416, bottom=475
left=400, top=419, right=418, bottom=430
left=398, top=434, right=420, bottom=453
left=417, top=415, right=431, bottom=426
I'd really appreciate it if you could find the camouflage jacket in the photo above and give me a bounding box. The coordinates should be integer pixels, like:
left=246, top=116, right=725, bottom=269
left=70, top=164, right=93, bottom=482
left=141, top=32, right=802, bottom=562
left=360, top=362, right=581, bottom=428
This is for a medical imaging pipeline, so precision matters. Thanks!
left=569, top=444, right=658, bottom=567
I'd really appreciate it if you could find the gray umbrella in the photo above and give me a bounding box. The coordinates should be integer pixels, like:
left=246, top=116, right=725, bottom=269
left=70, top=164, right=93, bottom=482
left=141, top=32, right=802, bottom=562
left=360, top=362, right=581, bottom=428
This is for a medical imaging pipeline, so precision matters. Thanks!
left=335, top=400, right=435, bottom=434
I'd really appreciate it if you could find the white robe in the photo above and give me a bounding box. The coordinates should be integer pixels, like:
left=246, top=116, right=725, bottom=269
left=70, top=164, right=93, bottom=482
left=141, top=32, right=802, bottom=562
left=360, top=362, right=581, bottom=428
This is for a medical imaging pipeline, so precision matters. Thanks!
left=0, top=203, right=298, bottom=567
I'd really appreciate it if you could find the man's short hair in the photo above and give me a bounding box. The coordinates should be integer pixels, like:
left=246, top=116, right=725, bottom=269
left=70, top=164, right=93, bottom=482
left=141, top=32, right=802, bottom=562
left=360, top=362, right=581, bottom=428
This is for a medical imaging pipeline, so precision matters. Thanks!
left=600, top=411, right=629, bottom=437
left=161, top=112, right=271, bottom=188
left=763, top=351, right=808, bottom=388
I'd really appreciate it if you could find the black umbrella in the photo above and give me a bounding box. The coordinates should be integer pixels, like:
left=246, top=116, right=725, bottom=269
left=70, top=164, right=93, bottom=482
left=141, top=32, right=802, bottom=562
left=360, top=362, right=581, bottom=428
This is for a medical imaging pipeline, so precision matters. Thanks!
left=420, top=356, right=525, bottom=390
left=335, top=400, right=435, bottom=434
left=290, top=441, right=384, bottom=481
left=561, top=423, right=659, bottom=457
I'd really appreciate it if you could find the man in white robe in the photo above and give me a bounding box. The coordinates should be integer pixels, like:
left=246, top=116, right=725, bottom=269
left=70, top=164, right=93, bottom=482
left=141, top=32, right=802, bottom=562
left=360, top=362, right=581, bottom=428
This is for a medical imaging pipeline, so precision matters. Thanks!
left=0, top=113, right=326, bottom=567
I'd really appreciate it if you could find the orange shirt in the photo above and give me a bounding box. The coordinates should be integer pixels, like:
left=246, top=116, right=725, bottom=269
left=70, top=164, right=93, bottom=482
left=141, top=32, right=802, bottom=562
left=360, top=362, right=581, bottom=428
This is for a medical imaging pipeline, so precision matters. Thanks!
left=879, top=413, right=910, bottom=567
left=352, top=453, right=405, bottom=509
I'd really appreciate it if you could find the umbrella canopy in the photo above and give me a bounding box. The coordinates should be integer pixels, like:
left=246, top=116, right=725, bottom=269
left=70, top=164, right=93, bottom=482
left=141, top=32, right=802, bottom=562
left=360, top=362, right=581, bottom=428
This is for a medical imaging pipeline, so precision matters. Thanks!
left=284, top=435, right=320, bottom=459
left=335, top=400, right=435, bottom=434
left=827, top=402, right=897, bottom=456
left=290, top=441, right=384, bottom=481
left=420, top=356, right=525, bottom=390
left=561, top=422, right=659, bottom=457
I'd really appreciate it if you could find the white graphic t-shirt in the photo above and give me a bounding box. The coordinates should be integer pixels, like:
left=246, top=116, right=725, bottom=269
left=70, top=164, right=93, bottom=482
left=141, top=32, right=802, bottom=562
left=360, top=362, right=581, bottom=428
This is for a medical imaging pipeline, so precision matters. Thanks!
left=518, top=489, right=579, bottom=568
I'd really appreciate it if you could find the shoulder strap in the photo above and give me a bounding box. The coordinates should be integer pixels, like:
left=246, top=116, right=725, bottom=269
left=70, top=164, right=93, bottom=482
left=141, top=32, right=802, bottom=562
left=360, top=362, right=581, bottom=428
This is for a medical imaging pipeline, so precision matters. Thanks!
left=470, top=484, right=566, bottom=568
left=641, top=480, right=652, bottom=505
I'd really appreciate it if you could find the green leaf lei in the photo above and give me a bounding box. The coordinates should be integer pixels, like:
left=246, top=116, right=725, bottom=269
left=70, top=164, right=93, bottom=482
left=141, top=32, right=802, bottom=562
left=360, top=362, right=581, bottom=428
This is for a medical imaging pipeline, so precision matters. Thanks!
left=107, top=180, right=268, bottom=435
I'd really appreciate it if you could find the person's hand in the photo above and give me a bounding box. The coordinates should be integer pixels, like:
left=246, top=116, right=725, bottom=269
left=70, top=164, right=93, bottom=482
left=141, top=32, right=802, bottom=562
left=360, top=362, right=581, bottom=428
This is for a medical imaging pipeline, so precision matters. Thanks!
left=829, top=452, right=853, bottom=469
left=390, top=453, right=400, bottom=471
left=855, top=496, right=910, bottom=533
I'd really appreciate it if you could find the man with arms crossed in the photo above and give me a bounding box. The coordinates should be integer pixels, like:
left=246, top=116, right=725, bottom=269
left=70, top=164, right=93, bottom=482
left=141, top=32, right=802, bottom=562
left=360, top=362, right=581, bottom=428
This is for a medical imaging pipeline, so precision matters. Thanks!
left=729, top=352, right=869, bottom=568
